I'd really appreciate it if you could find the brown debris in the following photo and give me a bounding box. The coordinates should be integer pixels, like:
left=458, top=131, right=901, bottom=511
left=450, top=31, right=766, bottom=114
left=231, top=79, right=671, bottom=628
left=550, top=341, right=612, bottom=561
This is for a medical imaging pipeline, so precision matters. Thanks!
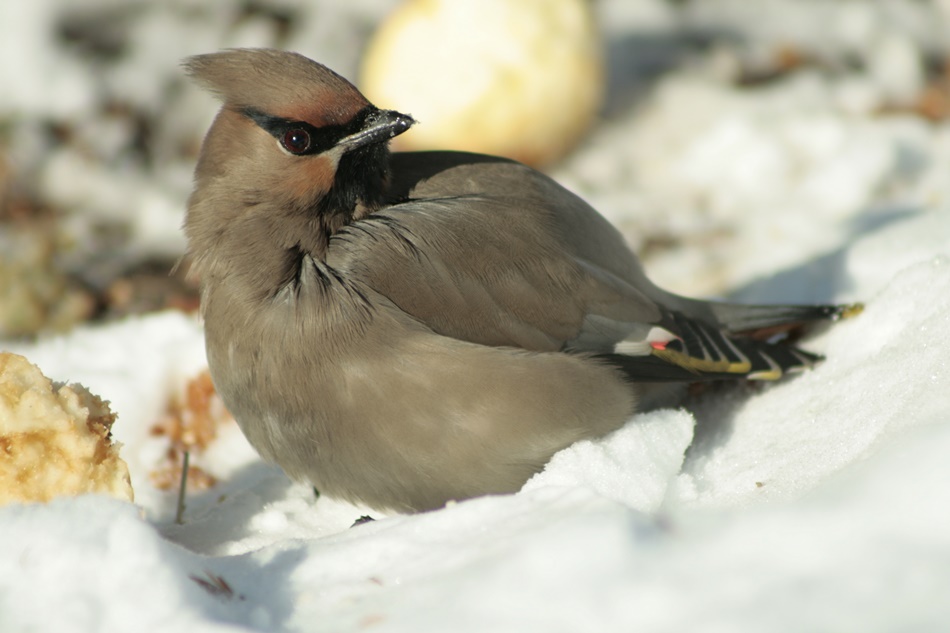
left=148, top=370, right=234, bottom=492
left=100, top=259, right=201, bottom=320
left=189, top=570, right=244, bottom=601
left=912, top=59, right=950, bottom=121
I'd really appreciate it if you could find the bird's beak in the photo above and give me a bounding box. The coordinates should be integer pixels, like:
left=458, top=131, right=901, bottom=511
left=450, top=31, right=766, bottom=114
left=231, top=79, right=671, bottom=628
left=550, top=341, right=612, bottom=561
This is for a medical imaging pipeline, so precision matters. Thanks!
left=338, top=109, right=415, bottom=150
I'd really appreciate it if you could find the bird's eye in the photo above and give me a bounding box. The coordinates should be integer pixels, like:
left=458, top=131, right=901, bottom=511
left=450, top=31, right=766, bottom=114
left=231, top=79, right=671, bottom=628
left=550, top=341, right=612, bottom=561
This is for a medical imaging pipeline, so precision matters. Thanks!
left=281, top=128, right=312, bottom=154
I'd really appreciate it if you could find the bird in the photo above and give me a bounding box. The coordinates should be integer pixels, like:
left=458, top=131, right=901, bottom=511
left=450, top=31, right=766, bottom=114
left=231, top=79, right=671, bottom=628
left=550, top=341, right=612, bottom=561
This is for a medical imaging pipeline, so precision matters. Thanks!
left=182, top=48, right=859, bottom=513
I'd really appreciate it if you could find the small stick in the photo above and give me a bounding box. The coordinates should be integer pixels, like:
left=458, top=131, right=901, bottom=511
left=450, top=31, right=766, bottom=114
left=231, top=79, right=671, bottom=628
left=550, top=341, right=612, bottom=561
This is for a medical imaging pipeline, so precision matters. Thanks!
left=175, top=451, right=190, bottom=524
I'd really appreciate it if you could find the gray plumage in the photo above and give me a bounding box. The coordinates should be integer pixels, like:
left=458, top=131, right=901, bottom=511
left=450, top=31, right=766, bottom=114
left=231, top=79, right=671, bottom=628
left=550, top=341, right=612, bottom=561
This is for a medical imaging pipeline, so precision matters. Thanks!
left=183, top=49, right=857, bottom=512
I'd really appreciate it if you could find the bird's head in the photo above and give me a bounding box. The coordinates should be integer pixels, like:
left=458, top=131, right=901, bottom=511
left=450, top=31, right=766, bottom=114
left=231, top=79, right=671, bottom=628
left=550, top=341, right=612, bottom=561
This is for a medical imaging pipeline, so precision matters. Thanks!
left=183, top=48, right=414, bottom=264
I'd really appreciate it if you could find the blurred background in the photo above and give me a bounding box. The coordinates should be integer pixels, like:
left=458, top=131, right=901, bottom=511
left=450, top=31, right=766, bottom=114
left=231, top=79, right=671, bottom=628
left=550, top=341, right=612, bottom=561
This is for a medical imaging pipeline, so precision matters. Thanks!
left=2, top=0, right=949, bottom=339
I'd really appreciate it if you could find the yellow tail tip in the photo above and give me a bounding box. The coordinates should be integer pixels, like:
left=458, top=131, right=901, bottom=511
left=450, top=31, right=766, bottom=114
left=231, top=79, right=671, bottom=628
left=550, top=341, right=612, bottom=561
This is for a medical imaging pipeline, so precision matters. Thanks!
left=838, top=303, right=865, bottom=320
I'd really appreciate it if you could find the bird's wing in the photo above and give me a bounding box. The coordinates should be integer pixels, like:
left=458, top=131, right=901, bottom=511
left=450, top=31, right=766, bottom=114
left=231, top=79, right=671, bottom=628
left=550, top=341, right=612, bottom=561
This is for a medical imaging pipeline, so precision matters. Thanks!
left=331, top=194, right=660, bottom=352
left=329, top=152, right=824, bottom=381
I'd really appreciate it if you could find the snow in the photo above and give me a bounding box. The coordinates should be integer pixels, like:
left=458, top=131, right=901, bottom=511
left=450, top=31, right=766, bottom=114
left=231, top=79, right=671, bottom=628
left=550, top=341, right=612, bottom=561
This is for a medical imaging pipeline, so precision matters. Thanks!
left=523, top=408, right=695, bottom=512
left=2, top=0, right=950, bottom=631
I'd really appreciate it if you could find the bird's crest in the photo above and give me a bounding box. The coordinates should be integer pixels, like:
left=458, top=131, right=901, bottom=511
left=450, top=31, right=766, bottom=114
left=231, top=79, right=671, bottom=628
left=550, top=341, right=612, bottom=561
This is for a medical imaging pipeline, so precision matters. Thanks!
left=183, top=48, right=369, bottom=126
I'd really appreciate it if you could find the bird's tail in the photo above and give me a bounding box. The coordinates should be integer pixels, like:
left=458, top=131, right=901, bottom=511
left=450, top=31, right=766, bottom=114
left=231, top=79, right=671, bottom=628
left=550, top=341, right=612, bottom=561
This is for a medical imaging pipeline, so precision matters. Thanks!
left=649, top=286, right=863, bottom=335
left=600, top=301, right=861, bottom=384
left=705, top=301, right=863, bottom=336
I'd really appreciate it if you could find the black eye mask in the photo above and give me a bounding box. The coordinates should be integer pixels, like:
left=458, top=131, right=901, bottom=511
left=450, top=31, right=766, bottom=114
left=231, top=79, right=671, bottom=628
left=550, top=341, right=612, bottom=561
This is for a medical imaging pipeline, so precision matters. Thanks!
left=241, top=106, right=375, bottom=156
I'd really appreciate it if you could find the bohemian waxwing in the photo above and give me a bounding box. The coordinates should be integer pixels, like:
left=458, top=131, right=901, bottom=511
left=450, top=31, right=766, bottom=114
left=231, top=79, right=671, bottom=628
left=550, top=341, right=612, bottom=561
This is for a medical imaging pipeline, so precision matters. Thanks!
left=182, top=48, right=858, bottom=513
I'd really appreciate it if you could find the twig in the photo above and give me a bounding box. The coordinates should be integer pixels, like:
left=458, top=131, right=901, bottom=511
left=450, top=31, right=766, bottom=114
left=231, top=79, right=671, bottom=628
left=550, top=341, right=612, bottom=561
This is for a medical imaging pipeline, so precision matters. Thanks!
left=175, top=450, right=190, bottom=524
